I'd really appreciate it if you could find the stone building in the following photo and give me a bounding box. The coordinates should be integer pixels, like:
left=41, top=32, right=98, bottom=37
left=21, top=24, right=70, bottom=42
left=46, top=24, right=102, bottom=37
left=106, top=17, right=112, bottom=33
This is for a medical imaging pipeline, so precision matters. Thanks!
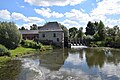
left=38, top=22, right=64, bottom=47
left=20, top=22, right=64, bottom=47
left=20, top=30, right=39, bottom=40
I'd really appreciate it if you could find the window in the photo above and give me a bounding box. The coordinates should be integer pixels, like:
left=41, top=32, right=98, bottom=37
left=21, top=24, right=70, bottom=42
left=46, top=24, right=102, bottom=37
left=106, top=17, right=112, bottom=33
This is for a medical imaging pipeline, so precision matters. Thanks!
left=42, top=34, right=45, bottom=38
left=23, top=37, right=25, bottom=39
left=27, top=37, right=30, bottom=39
left=53, top=33, right=56, bottom=37
left=57, top=38, right=59, bottom=42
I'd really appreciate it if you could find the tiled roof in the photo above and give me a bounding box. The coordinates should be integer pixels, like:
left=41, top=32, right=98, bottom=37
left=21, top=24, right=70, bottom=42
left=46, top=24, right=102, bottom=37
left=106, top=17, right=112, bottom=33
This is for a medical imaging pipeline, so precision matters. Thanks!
left=19, top=30, right=39, bottom=34
left=19, top=22, right=63, bottom=34
left=38, top=22, right=63, bottom=31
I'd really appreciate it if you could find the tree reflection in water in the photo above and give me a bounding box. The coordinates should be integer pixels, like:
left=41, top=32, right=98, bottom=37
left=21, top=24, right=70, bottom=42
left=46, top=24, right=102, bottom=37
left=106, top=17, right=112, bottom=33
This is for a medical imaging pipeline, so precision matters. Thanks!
left=0, top=60, right=21, bottom=80
left=39, top=48, right=120, bottom=70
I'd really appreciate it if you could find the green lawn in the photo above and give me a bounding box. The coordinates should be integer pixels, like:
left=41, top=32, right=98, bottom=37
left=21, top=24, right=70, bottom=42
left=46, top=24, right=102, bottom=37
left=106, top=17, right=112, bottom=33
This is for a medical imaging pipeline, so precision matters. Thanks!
left=0, top=45, right=53, bottom=66
left=10, top=47, right=35, bottom=57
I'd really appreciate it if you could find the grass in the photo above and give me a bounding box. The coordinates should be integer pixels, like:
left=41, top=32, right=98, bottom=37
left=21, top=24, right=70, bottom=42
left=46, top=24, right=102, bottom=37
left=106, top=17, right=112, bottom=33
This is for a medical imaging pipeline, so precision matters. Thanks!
left=10, top=46, right=36, bottom=57
left=0, top=47, right=35, bottom=66
left=0, top=42, right=53, bottom=66
left=0, top=56, right=11, bottom=67
left=40, top=45, right=53, bottom=51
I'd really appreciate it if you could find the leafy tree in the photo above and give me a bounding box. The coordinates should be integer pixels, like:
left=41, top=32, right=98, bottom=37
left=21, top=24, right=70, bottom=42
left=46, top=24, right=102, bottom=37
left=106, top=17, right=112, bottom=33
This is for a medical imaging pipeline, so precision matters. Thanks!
left=69, top=27, right=78, bottom=38
left=0, top=22, right=22, bottom=49
left=85, top=21, right=96, bottom=36
left=77, top=27, right=83, bottom=38
left=94, top=20, right=106, bottom=41
left=116, top=32, right=120, bottom=43
left=0, top=44, right=11, bottom=56
left=99, top=21, right=105, bottom=40
left=94, top=21, right=99, bottom=27
left=19, top=26, right=26, bottom=30
left=30, top=24, right=38, bottom=30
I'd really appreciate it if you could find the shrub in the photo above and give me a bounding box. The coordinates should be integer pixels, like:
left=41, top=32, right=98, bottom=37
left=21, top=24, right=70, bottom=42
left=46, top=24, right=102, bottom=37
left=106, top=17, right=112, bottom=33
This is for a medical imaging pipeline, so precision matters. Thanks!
left=0, top=22, right=22, bottom=49
left=96, top=41, right=105, bottom=47
left=21, top=40, right=41, bottom=49
left=90, top=42, right=98, bottom=47
left=0, top=44, right=11, bottom=56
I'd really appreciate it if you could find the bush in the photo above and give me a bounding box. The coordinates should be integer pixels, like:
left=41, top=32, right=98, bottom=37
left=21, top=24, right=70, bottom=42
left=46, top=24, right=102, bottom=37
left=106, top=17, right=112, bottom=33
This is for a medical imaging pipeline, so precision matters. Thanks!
left=96, top=41, right=105, bottom=47
left=21, top=40, right=41, bottom=49
left=0, top=22, right=22, bottom=49
left=90, top=42, right=98, bottom=47
left=0, top=44, right=11, bottom=56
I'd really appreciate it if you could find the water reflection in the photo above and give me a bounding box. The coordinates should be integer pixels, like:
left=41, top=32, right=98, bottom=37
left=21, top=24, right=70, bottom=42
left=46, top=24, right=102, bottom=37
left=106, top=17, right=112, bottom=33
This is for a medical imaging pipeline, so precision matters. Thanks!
left=0, top=60, right=21, bottom=80
left=60, top=49, right=100, bottom=78
left=39, top=49, right=68, bottom=70
left=2, top=48, right=120, bottom=80
left=37, top=48, right=120, bottom=79
left=70, top=48, right=120, bottom=80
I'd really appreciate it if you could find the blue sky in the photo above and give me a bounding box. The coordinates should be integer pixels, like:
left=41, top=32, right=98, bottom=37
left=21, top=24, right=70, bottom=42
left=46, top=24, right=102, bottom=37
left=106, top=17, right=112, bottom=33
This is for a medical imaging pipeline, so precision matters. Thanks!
left=0, top=0, right=120, bottom=30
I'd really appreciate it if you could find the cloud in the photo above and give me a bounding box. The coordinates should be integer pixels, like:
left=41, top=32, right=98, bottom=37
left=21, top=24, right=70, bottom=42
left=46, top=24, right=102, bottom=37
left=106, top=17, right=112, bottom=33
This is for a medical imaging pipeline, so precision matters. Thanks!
left=20, top=6, right=25, bottom=8
left=24, top=0, right=85, bottom=6
left=25, top=17, right=45, bottom=23
left=34, top=8, right=51, bottom=18
left=90, top=0, right=120, bottom=27
left=17, top=23, right=31, bottom=30
left=96, top=0, right=101, bottom=2
left=91, top=0, right=120, bottom=16
left=101, top=63, right=120, bottom=79
left=11, top=12, right=45, bottom=24
left=105, top=19, right=120, bottom=28
left=64, top=9, right=90, bottom=29
left=62, top=19, right=80, bottom=28
left=65, top=9, right=90, bottom=22
left=11, top=12, right=26, bottom=20
left=0, top=9, right=11, bottom=20
left=52, top=11, right=64, bottom=18
left=34, top=8, right=64, bottom=18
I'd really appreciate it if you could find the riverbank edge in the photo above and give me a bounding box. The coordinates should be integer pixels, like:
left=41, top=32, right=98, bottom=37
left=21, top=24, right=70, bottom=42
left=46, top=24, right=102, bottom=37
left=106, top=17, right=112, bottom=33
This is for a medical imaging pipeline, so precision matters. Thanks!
left=0, top=45, right=53, bottom=67
left=89, top=47, right=120, bottom=51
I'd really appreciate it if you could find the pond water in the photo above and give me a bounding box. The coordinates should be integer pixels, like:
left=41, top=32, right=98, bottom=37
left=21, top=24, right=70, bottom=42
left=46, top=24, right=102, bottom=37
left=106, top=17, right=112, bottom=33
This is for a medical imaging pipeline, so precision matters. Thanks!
left=0, top=48, right=120, bottom=80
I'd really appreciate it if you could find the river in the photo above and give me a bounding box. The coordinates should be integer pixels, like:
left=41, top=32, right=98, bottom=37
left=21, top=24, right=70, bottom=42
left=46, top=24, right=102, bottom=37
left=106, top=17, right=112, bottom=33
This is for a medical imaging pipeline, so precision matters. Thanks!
left=0, top=47, right=120, bottom=80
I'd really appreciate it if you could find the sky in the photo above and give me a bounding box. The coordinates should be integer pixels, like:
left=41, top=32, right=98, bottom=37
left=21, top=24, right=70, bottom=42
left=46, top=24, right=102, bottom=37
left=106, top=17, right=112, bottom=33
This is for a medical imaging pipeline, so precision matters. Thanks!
left=0, top=0, right=120, bottom=30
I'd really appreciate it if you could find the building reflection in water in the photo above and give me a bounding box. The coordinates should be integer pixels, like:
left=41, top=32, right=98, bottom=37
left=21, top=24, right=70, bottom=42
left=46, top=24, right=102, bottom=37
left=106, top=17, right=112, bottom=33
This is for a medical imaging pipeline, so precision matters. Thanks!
left=39, top=48, right=120, bottom=70
left=39, top=49, right=68, bottom=70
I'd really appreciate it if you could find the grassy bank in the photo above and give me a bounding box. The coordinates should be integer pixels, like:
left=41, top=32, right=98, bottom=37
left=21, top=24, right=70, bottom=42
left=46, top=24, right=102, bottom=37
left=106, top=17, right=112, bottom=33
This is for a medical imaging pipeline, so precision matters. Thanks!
left=0, top=44, right=53, bottom=65
left=10, top=47, right=36, bottom=57
left=40, top=45, right=53, bottom=51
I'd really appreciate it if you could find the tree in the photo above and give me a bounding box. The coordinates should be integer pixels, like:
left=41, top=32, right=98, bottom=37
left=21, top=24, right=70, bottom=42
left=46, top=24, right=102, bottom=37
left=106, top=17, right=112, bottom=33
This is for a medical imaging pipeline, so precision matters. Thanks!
left=97, top=20, right=105, bottom=41
left=19, top=26, right=26, bottom=30
left=77, top=27, right=83, bottom=38
left=60, top=24, right=69, bottom=38
left=30, top=24, right=38, bottom=30
left=0, top=22, right=22, bottom=49
left=94, top=21, right=99, bottom=27
left=0, top=44, right=10, bottom=56
left=69, top=27, right=78, bottom=38
left=85, top=21, right=96, bottom=36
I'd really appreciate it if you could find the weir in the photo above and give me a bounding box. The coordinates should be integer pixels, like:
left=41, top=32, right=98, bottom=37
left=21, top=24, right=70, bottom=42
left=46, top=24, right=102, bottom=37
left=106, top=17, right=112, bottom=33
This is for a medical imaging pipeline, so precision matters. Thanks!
left=68, top=38, right=87, bottom=48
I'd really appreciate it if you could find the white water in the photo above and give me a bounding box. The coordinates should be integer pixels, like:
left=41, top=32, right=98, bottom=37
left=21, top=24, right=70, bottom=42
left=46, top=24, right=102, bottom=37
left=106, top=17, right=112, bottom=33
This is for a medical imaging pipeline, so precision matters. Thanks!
left=71, top=45, right=87, bottom=49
